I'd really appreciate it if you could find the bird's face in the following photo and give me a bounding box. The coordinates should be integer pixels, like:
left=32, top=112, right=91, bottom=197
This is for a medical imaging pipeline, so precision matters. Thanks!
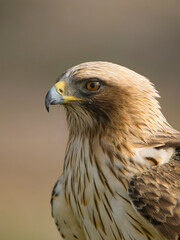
left=45, top=62, right=126, bottom=124
left=45, top=75, right=104, bottom=111
left=45, top=61, right=162, bottom=137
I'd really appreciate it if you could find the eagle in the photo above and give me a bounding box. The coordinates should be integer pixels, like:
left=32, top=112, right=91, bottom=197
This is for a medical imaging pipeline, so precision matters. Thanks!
left=45, top=61, right=180, bottom=240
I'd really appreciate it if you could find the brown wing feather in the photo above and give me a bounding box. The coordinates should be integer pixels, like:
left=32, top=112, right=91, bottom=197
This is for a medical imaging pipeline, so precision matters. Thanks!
left=128, top=147, right=180, bottom=240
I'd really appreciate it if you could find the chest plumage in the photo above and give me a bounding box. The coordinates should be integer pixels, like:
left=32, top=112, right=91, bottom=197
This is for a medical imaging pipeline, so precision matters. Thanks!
left=51, top=135, right=174, bottom=240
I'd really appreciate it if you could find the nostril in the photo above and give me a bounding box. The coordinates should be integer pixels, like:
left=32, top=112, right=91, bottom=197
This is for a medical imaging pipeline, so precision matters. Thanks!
left=59, top=89, right=63, bottom=93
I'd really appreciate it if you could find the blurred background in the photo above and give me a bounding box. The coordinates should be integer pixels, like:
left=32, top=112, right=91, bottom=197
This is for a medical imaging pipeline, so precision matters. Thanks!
left=0, top=0, right=179, bottom=239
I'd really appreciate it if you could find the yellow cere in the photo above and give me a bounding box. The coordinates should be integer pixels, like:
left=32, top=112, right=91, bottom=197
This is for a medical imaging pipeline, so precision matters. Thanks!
left=54, top=81, right=82, bottom=102
left=55, top=81, right=66, bottom=95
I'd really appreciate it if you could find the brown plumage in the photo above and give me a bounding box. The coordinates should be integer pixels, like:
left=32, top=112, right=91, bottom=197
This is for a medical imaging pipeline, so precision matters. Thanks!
left=45, top=61, right=180, bottom=240
left=128, top=149, right=180, bottom=239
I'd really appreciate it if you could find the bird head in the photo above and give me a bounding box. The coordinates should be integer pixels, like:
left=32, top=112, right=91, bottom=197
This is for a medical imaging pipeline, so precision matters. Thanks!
left=45, top=61, right=170, bottom=145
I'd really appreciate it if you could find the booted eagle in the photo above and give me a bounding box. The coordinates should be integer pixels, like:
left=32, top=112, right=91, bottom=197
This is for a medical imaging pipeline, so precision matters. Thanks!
left=45, top=62, right=180, bottom=240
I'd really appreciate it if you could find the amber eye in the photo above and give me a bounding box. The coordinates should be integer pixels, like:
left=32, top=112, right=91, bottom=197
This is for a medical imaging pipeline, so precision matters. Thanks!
left=86, top=81, right=101, bottom=91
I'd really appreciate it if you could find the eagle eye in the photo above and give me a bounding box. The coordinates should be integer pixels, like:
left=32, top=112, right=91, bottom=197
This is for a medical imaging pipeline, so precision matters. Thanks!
left=86, top=81, right=101, bottom=91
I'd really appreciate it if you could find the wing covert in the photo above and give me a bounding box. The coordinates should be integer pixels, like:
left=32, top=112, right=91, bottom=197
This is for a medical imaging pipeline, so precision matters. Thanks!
left=128, top=148, right=180, bottom=240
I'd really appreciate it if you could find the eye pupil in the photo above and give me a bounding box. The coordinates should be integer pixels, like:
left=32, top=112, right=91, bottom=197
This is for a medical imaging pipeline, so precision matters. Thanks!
left=86, top=81, right=101, bottom=91
left=90, top=82, right=95, bottom=89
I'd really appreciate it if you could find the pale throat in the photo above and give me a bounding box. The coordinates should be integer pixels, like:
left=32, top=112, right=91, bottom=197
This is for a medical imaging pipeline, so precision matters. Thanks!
left=64, top=131, right=141, bottom=183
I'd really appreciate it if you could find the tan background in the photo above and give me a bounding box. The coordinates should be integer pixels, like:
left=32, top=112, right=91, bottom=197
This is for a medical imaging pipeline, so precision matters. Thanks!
left=0, top=1, right=179, bottom=239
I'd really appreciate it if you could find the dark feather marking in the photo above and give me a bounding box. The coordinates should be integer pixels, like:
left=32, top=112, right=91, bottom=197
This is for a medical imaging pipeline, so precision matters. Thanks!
left=104, top=178, right=115, bottom=197
left=82, top=174, right=86, bottom=205
left=84, top=155, right=90, bottom=182
left=175, top=147, right=180, bottom=157
left=129, top=157, right=137, bottom=166
left=129, top=221, right=144, bottom=234
left=154, top=145, right=166, bottom=150
left=64, top=144, right=71, bottom=171
left=93, top=179, right=100, bottom=200
left=147, top=236, right=152, bottom=240
left=133, top=160, right=146, bottom=171
left=107, top=161, right=118, bottom=179
left=71, top=172, right=75, bottom=197
left=116, top=166, right=126, bottom=175
left=98, top=230, right=106, bottom=240
left=110, top=225, right=118, bottom=240
left=51, top=180, right=59, bottom=205
left=94, top=157, right=103, bottom=182
left=70, top=149, right=74, bottom=169
left=76, top=164, right=79, bottom=185
left=70, top=181, right=80, bottom=217
left=64, top=178, right=69, bottom=203
left=51, top=202, right=54, bottom=217
left=145, top=157, right=158, bottom=165
left=76, top=199, right=84, bottom=218
left=84, top=225, right=91, bottom=240
left=122, top=234, right=126, bottom=240
left=129, top=128, right=139, bottom=138
left=73, top=194, right=78, bottom=213
left=92, top=210, right=97, bottom=229
left=80, top=137, right=84, bottom=163
left=88, top=143, right=93, bottom=165
left=54, top=193, right=59, bottom=197
left=64, top=190, right=68, bottom=204
left=102, top=200, right=113, bottom=221
left=117, top=174, right=128, bottom=190
left=94, top=156, right=115, bottom=197
left=115, top=191, right=131, bottom=204
left=128, top=157, right=145, bottom=173
left=114, top=220, right=122, bottom=238
left=104, top=192, right=113, bottom=211
left=77, top=172, right=81, bottom=194
left=99, top=133, right=105, bottom=153
left=123, top=165, right=133, bottom=174
left=76, top=159, right=81, bottom=196
left=115, top=151, right=128, bottom=165
left=94, top=195, right=106, bottom=234
left=141, top=226, right=153, bottom=238
left=127, top=233, right=133, bottom=240
left=107, top=163, right=127, bottom=190
left=94, top=156, right=106, bottom=182
left=89, top=153, right=93, bottom=165
left=121, top=142, right=132, bottom=154
left=51, top=180, right=59, bottom=196
left=106, top=148, right=115, bottom=163
left=94, top=194, right=99, bottom=212
left=127, top=212, right=142, bottom=226
left=80, top=145, right=83, bottom=162
left=68, top=191, right=71, bottom=206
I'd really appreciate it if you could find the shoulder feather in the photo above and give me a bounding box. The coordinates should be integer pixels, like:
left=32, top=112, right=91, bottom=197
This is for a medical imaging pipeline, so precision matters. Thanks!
left=128, top=147, right=180, bottom=240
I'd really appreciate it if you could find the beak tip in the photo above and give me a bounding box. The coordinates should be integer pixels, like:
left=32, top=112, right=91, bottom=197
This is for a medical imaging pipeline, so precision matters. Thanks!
left=45, top=95, right=50, bottom=112
left=45, top=85, right=63, bottom=112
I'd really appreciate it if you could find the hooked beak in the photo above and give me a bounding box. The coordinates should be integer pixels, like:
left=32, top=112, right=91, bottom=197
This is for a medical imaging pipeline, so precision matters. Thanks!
left=45, top=81, right=83, bottom=112
left=45, top=86, right=64, bottom=112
